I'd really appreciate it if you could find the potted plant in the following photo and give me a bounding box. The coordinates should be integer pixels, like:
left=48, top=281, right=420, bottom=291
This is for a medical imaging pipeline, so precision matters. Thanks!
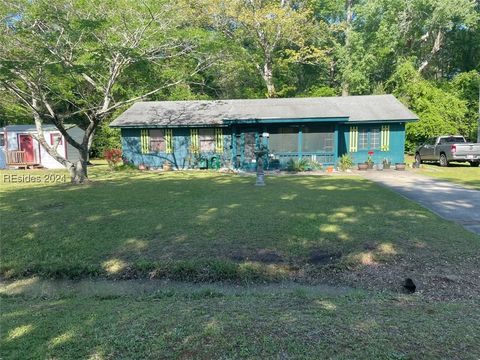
left=365, top=151, right=374, bottom=169
left=338, top=154, right=353, bottom=171
left=395, top=163, right=406, bottom=171
left=383, top=158, right=391, bottom=170
left=163, top=161, right=172, bottom=171
left=358, top=163, right=368, bottom=171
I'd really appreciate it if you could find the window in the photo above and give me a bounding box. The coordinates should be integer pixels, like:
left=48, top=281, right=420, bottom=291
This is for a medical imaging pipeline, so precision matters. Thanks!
left=440, top=136, right=464, bottom=144
left=140, top=129, right=173, bottom=154
left=149, top=129, right=165, bottom=152
left=50, top=133, right=63, bottom=146
left=0, top=134, right=4, bottom=147
left=358, top=128, right=368, bottom=150
left=269, top=127, right=298, bottom=153
left=302, top=126, right=334, bottom=152
left=199, top=128, right=215, bottom=152
left=371, top=128, right=380, bottom=150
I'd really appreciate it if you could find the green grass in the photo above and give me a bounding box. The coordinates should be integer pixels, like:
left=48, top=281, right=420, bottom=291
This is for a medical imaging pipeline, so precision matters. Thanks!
left=405, top=155, right=480, bottom=190
left=2, top=290, right=479, bottom=359
left=2, top=165, right=480, bottom=359
left=1, top=165, right=478, bottom=280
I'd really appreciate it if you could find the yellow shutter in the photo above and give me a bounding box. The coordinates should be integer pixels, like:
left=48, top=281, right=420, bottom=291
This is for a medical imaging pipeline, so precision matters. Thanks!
left=165, top=129, right=173, bottom=154
left=349, top=126, right=358, bottom=152
left=215, top=128, right=223, bottom=153
left=140, top=129, right=149, bottom=154
left=381, top=125, right=390, bottom=151
left=190, top=128, right=199, bottom=153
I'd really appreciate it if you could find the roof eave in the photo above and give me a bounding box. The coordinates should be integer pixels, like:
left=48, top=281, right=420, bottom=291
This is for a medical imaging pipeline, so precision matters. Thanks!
left=346, top=118, right=418, bottom=124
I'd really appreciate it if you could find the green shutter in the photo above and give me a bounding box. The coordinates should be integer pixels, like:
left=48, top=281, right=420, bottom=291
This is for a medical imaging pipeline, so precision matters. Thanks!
left=349, top=126, right=358, bottom=152
left=190, top=129, right=199, bottom=153
left=381, top=125, right=390, bottom=151
left=215, top=128, right=223, bottom=153
left=140, top=129, right=149, bottom=154
left=165, top=129, right=173, bottom=154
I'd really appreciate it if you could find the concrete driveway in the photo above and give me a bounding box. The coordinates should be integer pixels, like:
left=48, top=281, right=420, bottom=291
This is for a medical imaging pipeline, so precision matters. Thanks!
left=361, top=170, right=480, bottom=235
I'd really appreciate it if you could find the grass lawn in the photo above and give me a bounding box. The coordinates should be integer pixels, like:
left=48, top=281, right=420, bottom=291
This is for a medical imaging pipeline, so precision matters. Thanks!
left=2, top=288, right=480, bottom=359
left=405, top=155, right=480, bottom=190
left=1, top=165, right=478, bottom=284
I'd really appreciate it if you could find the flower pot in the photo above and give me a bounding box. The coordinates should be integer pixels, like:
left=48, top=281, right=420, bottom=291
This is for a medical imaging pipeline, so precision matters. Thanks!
left=383, top=163, right=391, bottom=170
left=358, top=163, right=368, bottom=171
left=367, top=163, right=374, bottom=170
left=326, top=166, right=334, bottom=173
left=395, top=163, right=406, bottom=171
left=138, top=164, right=146, bottom=170
left=163, top=162, right=172, bottom=171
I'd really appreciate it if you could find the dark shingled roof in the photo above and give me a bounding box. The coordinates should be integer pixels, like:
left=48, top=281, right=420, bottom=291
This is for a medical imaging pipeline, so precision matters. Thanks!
left=110, top=95, right=418, bottom=128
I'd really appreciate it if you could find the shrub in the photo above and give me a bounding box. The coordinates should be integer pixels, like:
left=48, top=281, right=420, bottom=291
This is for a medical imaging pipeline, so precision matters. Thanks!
left=338, top=154, right=354, bottom=171
left=286, top=158, right=310, bottom=172
left=103, top=148, right=122, bottom=169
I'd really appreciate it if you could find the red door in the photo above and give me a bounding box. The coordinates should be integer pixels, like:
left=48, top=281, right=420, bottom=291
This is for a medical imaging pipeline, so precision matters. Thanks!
left=19, top=135, right=35, bottom=163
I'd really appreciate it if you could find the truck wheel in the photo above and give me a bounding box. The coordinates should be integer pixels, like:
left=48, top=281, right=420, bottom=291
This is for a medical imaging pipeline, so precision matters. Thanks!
left=470, top=161, right=479, bottom=167
left=415, top=153, right=422, bottom=166
left=439, top=153, right=449, bottom=167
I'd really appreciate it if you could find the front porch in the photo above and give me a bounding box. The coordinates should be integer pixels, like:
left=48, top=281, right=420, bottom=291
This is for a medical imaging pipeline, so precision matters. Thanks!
left=6, top=150, right=41, bottom=169
left=230, top=121, right=341, bottom=171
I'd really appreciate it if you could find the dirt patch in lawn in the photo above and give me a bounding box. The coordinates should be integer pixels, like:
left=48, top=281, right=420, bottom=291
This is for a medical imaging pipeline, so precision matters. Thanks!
left=230, top=249, right=285, bottom=264
left=309, top=250, right=342, bottom=265
left=340, top=253, right=480, bottom=301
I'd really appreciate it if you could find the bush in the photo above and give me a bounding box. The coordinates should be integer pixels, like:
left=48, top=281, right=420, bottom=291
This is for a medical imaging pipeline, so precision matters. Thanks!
left=338, top=154, right=354, bottom=171
left=103, top=148, right=123, bottom=169
left=286, top=158, right=309, bottom=172
left=90, top=122, right=121, bottom=158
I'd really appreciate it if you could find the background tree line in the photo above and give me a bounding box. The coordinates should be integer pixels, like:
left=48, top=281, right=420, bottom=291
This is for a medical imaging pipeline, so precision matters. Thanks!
left=1, top=0, right=479, bottom=170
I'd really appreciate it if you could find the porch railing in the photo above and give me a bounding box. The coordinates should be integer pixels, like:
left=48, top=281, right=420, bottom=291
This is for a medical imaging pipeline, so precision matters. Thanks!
left=6, top=150, right=37, bottom=168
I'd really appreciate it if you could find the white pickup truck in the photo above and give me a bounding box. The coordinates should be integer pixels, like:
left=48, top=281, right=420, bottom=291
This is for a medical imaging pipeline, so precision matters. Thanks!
left=415, top=136, right=480, bottom=167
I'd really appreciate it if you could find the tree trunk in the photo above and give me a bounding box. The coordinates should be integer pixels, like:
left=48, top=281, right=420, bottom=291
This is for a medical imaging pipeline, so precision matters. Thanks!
left=69, top=149, right=89, bottom=184
left=342, top=0, right=353, bottom=97
left=477, top=84, right=480, bottom=143
left=263, top=61, right=276, bottom=98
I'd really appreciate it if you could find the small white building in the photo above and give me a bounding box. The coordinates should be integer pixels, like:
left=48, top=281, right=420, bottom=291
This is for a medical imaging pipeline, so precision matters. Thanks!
left=0, top=124, right=84, bottom=169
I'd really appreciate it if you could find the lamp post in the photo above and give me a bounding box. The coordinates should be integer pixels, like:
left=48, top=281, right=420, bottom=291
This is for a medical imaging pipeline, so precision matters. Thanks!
left=254, top=133, right=269, bottom=186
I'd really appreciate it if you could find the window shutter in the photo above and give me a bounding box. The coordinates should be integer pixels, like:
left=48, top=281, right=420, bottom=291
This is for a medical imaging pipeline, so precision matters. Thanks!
left=165, top=129, right=173, bottom=154
left=349, top=126, right=358, bottom=152
left=140, top=129, right=149, bottom=154
left=381, top=125, right=390, bottom=151
left=190, top=129, right=199, bottom=153
left=215, top=128, right=223, bottom=153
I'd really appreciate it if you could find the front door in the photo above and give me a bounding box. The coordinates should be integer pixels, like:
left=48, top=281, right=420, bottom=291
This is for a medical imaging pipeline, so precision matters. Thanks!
left=19, top=135, right=35, bottom=163
left=243, top=132, right=256, bottom=167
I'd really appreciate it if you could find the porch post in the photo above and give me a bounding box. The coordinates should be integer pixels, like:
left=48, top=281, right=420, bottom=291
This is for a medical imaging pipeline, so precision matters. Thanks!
left=298, top=126, right=303, bottom=159
left=334, top=124, right=339, bottom=167
left=232, top=127, right=236, bottom=168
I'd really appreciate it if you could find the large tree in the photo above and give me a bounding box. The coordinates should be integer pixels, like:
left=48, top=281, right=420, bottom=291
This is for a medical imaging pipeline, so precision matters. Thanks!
left=206, top=0, right=321, bottom=98
left=0, top=0, right=212, bottom=183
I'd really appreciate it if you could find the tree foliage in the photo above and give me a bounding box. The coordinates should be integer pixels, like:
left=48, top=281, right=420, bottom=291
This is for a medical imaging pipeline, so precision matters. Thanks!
left=1, top=0, right=479, bottom=178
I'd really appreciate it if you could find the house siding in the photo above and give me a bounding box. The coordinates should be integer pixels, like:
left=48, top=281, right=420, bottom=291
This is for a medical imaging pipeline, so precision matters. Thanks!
left=122, top=128, right=234, bottom=169
left=122, top=123, right=344, bottom=170
left=340, top=122, right=406, bottom=164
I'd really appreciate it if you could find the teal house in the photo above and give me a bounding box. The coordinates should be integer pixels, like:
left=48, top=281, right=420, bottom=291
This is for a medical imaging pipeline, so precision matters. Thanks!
left=110, top=95, right=418, bottom=170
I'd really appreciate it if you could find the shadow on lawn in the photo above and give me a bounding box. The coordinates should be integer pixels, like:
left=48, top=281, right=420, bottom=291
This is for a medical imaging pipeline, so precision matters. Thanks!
left=2, top=171, right=478, bottom=282
left=2, top=290, right=479, bottom=359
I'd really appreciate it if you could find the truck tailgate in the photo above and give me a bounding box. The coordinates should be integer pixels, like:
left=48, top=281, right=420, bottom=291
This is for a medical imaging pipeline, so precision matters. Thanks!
left=454, top=143, right=480, bottom=156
